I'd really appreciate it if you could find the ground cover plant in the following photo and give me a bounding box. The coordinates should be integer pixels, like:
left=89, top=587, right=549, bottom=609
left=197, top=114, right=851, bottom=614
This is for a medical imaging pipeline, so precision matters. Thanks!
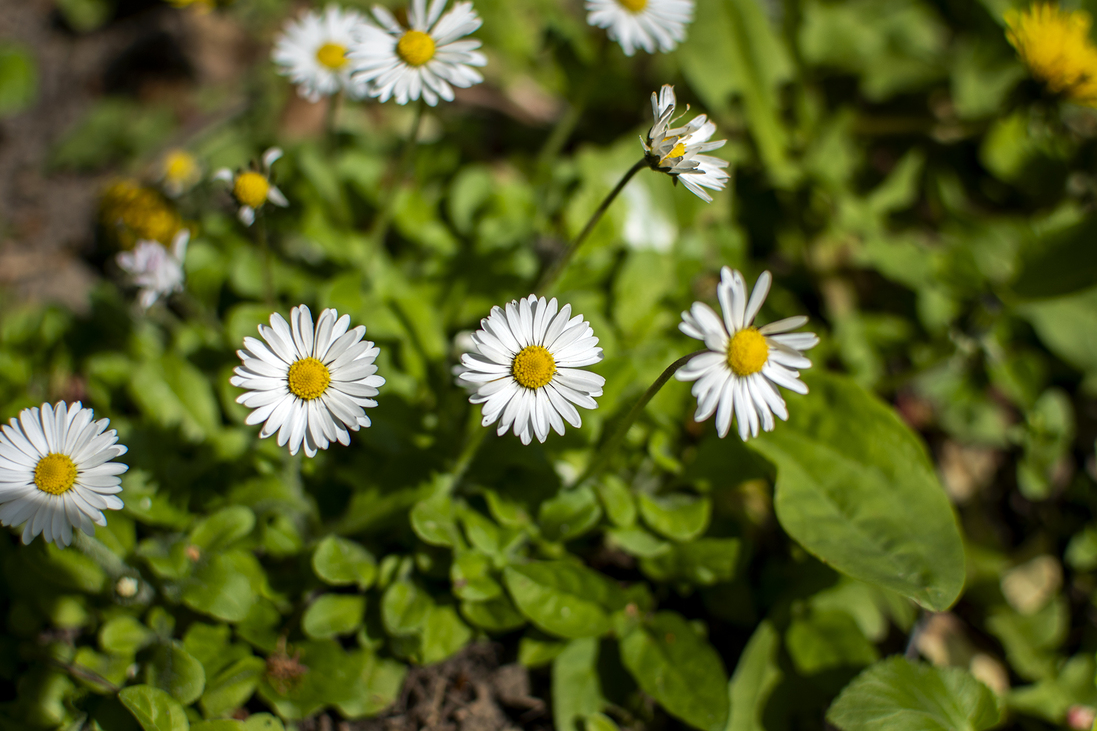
left=1, top=0, right=1097, bottom=729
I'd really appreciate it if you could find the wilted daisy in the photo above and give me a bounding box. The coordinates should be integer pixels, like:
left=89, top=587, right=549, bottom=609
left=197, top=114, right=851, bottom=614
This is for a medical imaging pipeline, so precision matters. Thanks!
left=213, top=148, right=289, bottom=226
left=1006, top=3, right=1097, bottom=106
left=348, top=0, right=487, bottom=106
left=457, top=295, right=605, bottom=445
left=675, top=268, right=818, bottom=441
left=159, top=149, right=202, bottom=198
left=586, top=0, right=694, bottom=56
left=117, top=230, right=188, bottom=308
left=273, top=5, right=371, bottom=102
left=643, top=84, right=729, bottom=203
left=0, top=402, right=127, bottom=548
left=231, top=305, right=385, bottom=457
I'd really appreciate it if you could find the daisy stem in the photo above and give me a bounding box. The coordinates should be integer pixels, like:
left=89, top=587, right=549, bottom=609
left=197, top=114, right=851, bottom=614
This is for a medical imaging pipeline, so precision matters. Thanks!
left=537, top=157, right=648, bottom=293
left=575, top=349, right=706, bottom=488
left=325, top=91, right=342, bottom=151
left=256, top=212, right=274, bottom=307
left=444, top=412, right=488, bottom=493
left=369, top=100, right=427, bottom=247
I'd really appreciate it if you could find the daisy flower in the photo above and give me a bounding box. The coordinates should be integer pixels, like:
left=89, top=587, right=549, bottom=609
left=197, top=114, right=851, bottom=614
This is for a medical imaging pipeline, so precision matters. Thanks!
left=213, top=148, right=289, bottom=226
left=273, top=5, right=372, bottom=102
left=642, top=84, right=729, bottom=203
left=1006, top=3, right=1097, bottom=106
left=348, top=0, right=487, bottom=106
left=159, top=149, right=202, bottom=198
left=586, top=0, right=694, bottom=56
left=231, top=305, right=385, bottom=458
left=675, top=268, right=819, bottom=441
left=0, top=402, right=127, bottom=548
left=457, top=295, right=605, bottom=445
left=116, top=229, right=188, bottom=308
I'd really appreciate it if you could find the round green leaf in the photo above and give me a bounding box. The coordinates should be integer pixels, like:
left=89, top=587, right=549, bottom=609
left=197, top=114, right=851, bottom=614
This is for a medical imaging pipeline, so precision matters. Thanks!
left=460, top=595, right=527, bottom=632
left=189, top=506, right=256, bottom=553
left=785, top=611, right=879, bottom=675
left=146, top=642, right=206, bottom=705
left=381, top=580, right=431, bottom=636
left=539, top=486, right=603, bottom=542
left=181, top=552, right=257, bottom=622
left=200, top=656, right=265, bottom=719
left=410, top=494, right=464, bottom=548
left=99, top=615, right=155, bottom=655
left=503, top=562, right=625, bottom=639
left=311, top=536, right=377, bottom=589
left=827, top=657, right=1001, bottom=731
left=302, top=594, right=366, bottom=639
left=750, top=372, right=965, bottom=611
left=638, top=493, right=711, bottom=542
left=451, top=551, right=502, bottom=601
left=118, top=684, right=190, bottom=731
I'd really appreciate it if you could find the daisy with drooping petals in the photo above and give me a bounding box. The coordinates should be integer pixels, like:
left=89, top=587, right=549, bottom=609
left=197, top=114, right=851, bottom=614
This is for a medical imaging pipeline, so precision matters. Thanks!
left=117, top=229, right=189, bottom=308
left=675, top=268, right=819, bottom=441
left=457, top=295, right=605, bottom=445
left=586, top=0, right=694, bottom=56
left=643, top=84, right=729, bottom=203
left=231, top=305, right=385, bottom=458
left=348, top=0, right=487, bottom=106
left=0, top=402, right=127, bottom=548
left=213, top=148, right=289, bottom=226
left=1006, top=3, right=1097, bottom=106
left=273, top=5, right=372, bottom=102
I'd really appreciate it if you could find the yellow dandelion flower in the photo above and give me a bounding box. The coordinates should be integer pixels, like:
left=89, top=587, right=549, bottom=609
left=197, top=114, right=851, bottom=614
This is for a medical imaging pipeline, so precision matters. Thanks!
left=99, top=180, right=182, bottom=250
left=1005, top=3, right=1097, bottom=106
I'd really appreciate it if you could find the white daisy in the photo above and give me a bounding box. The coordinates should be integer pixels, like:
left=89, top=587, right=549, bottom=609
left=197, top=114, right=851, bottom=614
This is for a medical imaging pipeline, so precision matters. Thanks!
left=586, top=0, right=694, bottom=56
left=0, top=402, right=127, bottom=548
left=116, top=229, right=188, bottom=308
left=231, top=305, right=385, bottom=458
left=457, top=295, right=605, bottom=445
left=643, top=84, right=729, bottom=203
left=348, top=0, right=487, bottom=106
left=273, top=5, right=372, bottom=103
left=212, top=148, right=289, bottom=226
left=675, top=268, right=819, bottom=440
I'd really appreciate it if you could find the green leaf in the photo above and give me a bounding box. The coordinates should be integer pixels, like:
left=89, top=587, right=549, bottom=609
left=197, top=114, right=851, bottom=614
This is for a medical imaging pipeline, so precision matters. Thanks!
left=460, top=595, right=527, bottom=632
left=785, top=611, right=879, bottom=675
left=381, top=581, right=431, bottom=636
left=1019, top=287, right=1097, bottom=385
left=118, top=685, right=190, bottom=731
left=410, top=493, right=464, bottom=548
left=596, top=476, right=636, bottom=528
left=189, top=507, right=255, bottom=553
left=639, top=538, right=741, bottom=585
left=334, top=653, right=406, bottom=719
left=451, top=551, right=503, bottom=601
left=638, top=493, right=711, bottom=542
left=726, top=621, right=782, bottom=731
left=1013, top=216, right=1097, bottom=299
left=539, top=486, right=603, bottom=542
left=302, top=595, right=366, bottom=639
left=200, top=656, right=265, bottom=718
left=99, top=615, right=156, bottom=655
left=827, top=657, right=1001, bottom=731
left=0, top=43, right=37, bottom=117
left=503, top=562, right=626, bottom=639
left=241, top=714, right=284, bottom=731
left=620, top=612, right=730, bottom=731
left=607, top=527, right=671, bottom=558
left=552, top=638, right=605, bottom=731
left=419, top=605, right=473, bottom=664
left=131, top=353, right=221, bottom=442
left=181, top=552, right=258, bottom=622
left=146, top=641, right=206, bottom=705
left=750, top=372, right=965, bottom=611
left=191, top=722, right=243, bottom=731
left=311, top=536, right=377, bottom=589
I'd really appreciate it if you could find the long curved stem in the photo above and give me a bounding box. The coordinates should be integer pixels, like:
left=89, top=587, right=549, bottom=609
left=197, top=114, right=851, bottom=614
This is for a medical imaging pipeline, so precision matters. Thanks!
left=575, top=350, right=705, bottom=488
left=537, top=157, right=648, bottom=294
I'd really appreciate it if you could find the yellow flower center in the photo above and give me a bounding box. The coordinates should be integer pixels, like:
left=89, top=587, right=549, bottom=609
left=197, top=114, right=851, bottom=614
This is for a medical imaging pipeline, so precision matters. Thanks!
left=726, top=328, right=769, bottom=377
left=512, top=345, right=556, bottom=390
left=316, top=42, right=348, bottom=69
left=164, top=150, right=197, bottom=182
left=1006, top=3, right=1097, bottom=105
left=287, top=357, right=331, bottom=400
left=618, top=0, right=648, bottom=11
left=397, top=30, right=436, bottom=67
left=233, top=172, right=270, bottom=209
left=34, top=453, right=78, bottom=496
left=660, top=141, right=687, bottom=165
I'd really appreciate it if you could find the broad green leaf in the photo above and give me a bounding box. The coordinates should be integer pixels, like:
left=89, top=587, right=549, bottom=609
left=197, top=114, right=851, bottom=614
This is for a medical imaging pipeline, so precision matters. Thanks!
left=242, top=714, right=284, bottom=731
left=620, top=612, right=730, bottom=731
left=785, top=611, right=879, bottom=675
left=410, top=493, right=464, bottom=548
left=181, top=552, right=257, bottom=622
left=519, top=633, right=567, bottom=668
left=71, top=648, right=130, bottom=692
left=146, top=642, right=206, bottom=705
left=1019, top=287, right=1097, bottom=384
left=119, top=685, right=190, bottom=731
left=334, top=653, right=407, bottom=718
left=100, top=615, right=155, bottom=655
left=419, top=605, right=473, bottom=664
left=460, top=596, right=527, bottom=632
left=750, top=372, right=965, bottom=611
left=725, top=621, right=782, bottom=731
left=638, top=493, right=711, bottom=542
left=539, top=486, right=603, bottom=542
left=451, top=551, right=503, bottom=601
left=131, top=353, right=221, bottom=442
left=302, top=595, right=366, bottom=639
left=503, top=562, right=626, bottom=639
left=827, top=657, right=1001, bottom=731
left=552, top=638, right=605, bottom=731
left=607, top=527, right=671, bottom=558
left=596, top=476, right=636, bottom=528
left=189, top=507, right=255, bottom=553
left=200, top=656, right=265, bottom=719
left=1013, top=217, right=1097, bottom=299
left=639, top=538, right=741, bottom=585
left=311, top=536, right=377, bottom=589
left=191, top=722, right=243, bottom=731
left=381, top=581, right=431, bottom=636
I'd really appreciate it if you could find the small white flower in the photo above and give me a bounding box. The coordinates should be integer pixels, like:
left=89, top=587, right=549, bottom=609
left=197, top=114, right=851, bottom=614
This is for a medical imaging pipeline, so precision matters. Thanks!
left=213, top=148, right=289, bottom=226
left=159, top=149, right=202, bottom=198
left=586, top=0, right=694, bottom=56
left=458, top=295, right=605, bottom=445
left=273, top=5, right=372, bottom=102
left=0, top=402, right=127, bottom=548
left=116, top=229, right=188, bottom=308
left=348, top=0, right=487, bottom=106
left=675, top=267, right=819, bottom=440
left=231, top=305, right=385, bottom=457
left=643, top=85, right=729, bottom=203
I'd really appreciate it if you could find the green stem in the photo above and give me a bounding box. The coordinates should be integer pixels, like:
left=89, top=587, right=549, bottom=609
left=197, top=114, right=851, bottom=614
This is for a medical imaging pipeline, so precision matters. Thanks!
left=574, top=350, right=705, bottom=488
left=537, top=157, right=648, bottom=294
left=445, top=412, right=488, bottom=494
left=369, top=100, right=427, bottom=247
left=255, top=212, right=274, bottom=307
left=324, top=91, right=342, bottom=151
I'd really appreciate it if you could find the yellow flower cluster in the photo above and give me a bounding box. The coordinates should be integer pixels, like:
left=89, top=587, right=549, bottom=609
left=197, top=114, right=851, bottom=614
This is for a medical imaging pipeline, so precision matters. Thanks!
left=1005, top=3, right=1097, bottom=106
left=99, top=180, right=182, bottom=250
